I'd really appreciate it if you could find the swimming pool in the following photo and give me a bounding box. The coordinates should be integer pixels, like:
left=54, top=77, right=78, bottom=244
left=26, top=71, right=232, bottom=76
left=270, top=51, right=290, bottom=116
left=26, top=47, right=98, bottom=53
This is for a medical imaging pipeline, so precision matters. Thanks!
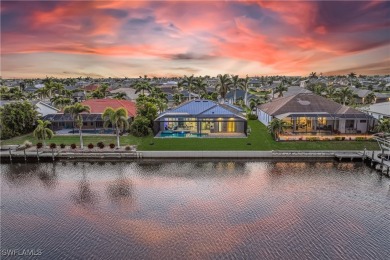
left=159, top=131, right=208, bottom=138
left=68, top=129, right=115, bottom=134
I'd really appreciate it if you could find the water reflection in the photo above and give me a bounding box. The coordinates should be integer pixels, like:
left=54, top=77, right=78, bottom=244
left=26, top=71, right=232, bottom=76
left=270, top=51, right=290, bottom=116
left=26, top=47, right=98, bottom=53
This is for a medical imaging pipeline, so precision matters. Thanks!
left=1, top=161, right=390, bottom=259
left=3, top=163, right=58, bottom=189
left=71, top=164, right=98, bottom=207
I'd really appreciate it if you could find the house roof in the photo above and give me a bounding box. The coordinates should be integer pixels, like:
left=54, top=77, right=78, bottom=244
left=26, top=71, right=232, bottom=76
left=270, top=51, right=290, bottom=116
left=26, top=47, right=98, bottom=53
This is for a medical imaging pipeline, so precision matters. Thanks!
left=258, top=93, right=368, bottom=118
left=81, top=99, right=136, bottom=117
left=156, top=99, right=245, bottom=120
left=360, top=102, right=390, bottom=116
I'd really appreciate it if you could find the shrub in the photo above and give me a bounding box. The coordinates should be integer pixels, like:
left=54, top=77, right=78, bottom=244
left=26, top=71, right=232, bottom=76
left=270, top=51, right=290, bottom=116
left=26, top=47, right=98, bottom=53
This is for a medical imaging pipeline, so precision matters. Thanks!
left=70, top=143, right=77, bottom=149
left=355, top=137, right=367, bottom=141
left=334, top=137, right=342, bottom=141
left=49, top=143, right=57, bottom=149
left=60, top=143, right=66, bottom=148
left=247, top=114, right=258, bottom=120
left=306, top=137, right=320, bottom=141
left=322, top=138, right=330, bottom=141
left=125, top=145, right=131, bottom=151
left=88, top=143, right=94, bottom=149
left=23, top=140, right=32, bottom=148
left=109, top=143, right=115, bottom=149
left=97, top=142, right=104, bottom=149
left=130, top=116, right=152, bottom=137
left=36, top=142, right=43, bottom=149
left=341, top=137, right=345, bottom=141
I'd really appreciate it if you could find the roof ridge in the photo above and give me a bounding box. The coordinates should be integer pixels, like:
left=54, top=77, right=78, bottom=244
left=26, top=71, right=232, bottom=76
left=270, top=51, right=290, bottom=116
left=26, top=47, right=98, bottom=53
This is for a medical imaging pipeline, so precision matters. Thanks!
left=197, top=103, right=219, bottom=116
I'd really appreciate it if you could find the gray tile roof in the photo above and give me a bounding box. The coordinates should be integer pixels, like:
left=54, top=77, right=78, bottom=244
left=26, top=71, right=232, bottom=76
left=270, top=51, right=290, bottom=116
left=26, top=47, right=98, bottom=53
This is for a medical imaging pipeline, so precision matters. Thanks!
left=258, top=93, right=367, bottom=117
left=156, top=99, right=245, bottom=120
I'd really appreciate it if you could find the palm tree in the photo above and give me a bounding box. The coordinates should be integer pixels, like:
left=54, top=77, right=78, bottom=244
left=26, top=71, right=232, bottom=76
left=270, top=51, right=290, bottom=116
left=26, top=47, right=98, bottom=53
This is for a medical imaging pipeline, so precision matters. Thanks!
left=33, top=120, right=54, bottom=147
left=313, top=84, right=324, bottom=96
left=51, top=96, right=71, bottom=109
left=231, top=75, right=240, bottom=103
left=325, top=86, right=337, bottom=100
left=64, top=103, right=90, bottom=149
left=309, top=72, right=318, bottom=79
left=274, top=83, right=288, bottom=98
left=134, top=81, right=152, bottom=96
left=374, top=118, right=390, bottom=133
left=364, top=92, right=376, bottom=105
left=113, top=92, right=127, bottom=100
left=102, top=107, right=129, bottom=148
left=347, top=72, right=357, bottom=87
left=216, top=74, right=232, bottom=103
left=99, top=83, right=110, bottom=98
left=239, top=75, right=251, bottom=105
left=182, top=75, right=195, bottom=100
left=193, top=77, right=207, bottom=98
left=336, top=87, right=354, bottom=105
left=267, top=118, right=287, bottom=140
left=173, top=93, right=184, bottom=105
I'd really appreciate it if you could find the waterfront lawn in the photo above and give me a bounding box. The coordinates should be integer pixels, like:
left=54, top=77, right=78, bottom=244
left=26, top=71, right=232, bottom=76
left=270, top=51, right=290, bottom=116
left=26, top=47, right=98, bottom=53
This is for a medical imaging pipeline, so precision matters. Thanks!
left=1, top=121, right=379, bottom=151
left=139, top=120, right=379, bottom=151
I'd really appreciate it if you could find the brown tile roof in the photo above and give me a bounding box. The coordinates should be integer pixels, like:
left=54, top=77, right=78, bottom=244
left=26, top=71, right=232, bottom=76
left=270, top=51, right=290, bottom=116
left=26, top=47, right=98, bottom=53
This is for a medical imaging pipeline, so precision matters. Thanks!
left=258, top=93, right=365, bottom=116
left=81, top=99, right=136, bottom=117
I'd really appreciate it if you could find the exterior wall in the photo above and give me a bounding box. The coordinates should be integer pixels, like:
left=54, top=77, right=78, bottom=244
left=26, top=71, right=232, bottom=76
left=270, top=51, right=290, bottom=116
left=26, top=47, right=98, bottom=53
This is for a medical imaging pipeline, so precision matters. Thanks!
left=356, top=119, right=368, bottom=133
left=257, top=109, right=271, bottom=126
left=36, top=103, right=58, bottom=117
left=338, top=119, right=346, bottom=133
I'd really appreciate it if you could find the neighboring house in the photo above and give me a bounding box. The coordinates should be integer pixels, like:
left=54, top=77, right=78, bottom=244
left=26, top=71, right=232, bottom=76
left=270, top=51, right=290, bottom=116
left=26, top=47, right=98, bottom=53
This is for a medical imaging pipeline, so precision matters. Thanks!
left=0, top=100, right=59, bottom=117
left=351, top=88, right=390, bottom=104
left=225, top=89, right=257, bottom=104
left=268, top=86, right=312, bottom=100
left=43, top=99, right=136, bottom=132
left=360, top=102, right=390, bottom=120
left=257, top=93, right=373, bottom=138
left=33, top=101, right=60, bottom=116
left=154, top=99, right=247, bottom=137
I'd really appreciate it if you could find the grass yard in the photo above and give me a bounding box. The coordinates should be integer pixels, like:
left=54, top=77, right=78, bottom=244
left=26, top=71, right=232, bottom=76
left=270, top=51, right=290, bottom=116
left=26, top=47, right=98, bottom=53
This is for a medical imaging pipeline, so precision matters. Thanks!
left=1, top=121, right=379, bottom=151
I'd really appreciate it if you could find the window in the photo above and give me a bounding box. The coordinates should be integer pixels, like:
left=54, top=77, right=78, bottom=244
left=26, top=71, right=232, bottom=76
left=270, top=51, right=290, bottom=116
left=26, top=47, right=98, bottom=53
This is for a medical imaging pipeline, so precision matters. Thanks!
left=360, top=120, right=366, bottom=123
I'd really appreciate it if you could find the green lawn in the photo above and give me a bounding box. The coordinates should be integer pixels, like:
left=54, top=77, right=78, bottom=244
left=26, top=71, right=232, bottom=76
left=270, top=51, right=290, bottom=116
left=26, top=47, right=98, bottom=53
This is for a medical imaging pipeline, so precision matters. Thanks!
left=0, top=121, right=379, bottom=151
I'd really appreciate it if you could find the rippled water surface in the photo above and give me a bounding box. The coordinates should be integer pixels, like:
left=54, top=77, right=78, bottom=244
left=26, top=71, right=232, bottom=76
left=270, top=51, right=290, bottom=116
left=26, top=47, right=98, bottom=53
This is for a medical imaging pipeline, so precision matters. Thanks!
left=1, top=160, right=390, bottom=259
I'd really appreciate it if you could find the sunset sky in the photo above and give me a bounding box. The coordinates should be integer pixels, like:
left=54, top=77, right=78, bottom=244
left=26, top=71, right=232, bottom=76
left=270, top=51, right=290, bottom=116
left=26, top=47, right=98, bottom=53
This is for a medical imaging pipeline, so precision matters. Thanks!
left=1, top=0, right=389, bottom=78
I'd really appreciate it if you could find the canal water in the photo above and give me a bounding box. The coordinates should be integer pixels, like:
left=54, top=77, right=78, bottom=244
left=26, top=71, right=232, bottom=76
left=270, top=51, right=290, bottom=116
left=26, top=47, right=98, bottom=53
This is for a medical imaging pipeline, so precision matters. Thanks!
left=1, top=160, right=390, bottom=259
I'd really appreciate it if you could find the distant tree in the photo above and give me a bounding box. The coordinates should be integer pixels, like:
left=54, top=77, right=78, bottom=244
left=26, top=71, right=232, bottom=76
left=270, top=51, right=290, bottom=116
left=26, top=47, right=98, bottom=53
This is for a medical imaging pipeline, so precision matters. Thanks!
left=113, top=92, right=127, bottom=100
left=134, top=80, right=152, bottom=96
left=309, top=72, right=318, bottom=79
left=231, top=75, right=240, bottom=103
left=239, top=75, right=251, bottom=105
left=216, top=74, right=232, bottom=102
left=173, top=93, right=184, bottom=105
left=274, top=83, right=288, bottom=98
left=182, top=75, right=195, bottom=100
left=193, top=76, right=207, bottom=97
left=33, top=120, right=54, bottom=147
left=364, top=92, right=376, bottom=105
left=336, top=87, right=354, bottom=105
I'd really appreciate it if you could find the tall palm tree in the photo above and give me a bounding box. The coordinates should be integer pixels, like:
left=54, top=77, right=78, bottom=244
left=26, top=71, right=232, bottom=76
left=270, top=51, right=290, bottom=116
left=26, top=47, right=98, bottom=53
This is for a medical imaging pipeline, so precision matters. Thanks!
left=347, top=72, right=357, bottom=87
left=51, top=96, right=71, bottom=109
left=336, top=87, right=354, bottom=105
left=102, top=107, right=129, bottom=148
left=364, top=92, right=376, bottom=105
left=274, top=83, right=288, bottom=98
left=267, top=118, right=287, bottom=140
left=99, top=83, right=110, bottom=98
left=173, top=93, right=184, bottom=105
left=182, top=75, right=195, bottom=100
left=64, top=103, right=90, bottom=149
left=33, top=120, right=54, bottom=147
left=216, top=74, right=232, bottom=103
left=239, top=75, right=251, bottom=105
left=231, top=75, right=240, bottom=104
left=193, top=77, right=207, bottom=98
